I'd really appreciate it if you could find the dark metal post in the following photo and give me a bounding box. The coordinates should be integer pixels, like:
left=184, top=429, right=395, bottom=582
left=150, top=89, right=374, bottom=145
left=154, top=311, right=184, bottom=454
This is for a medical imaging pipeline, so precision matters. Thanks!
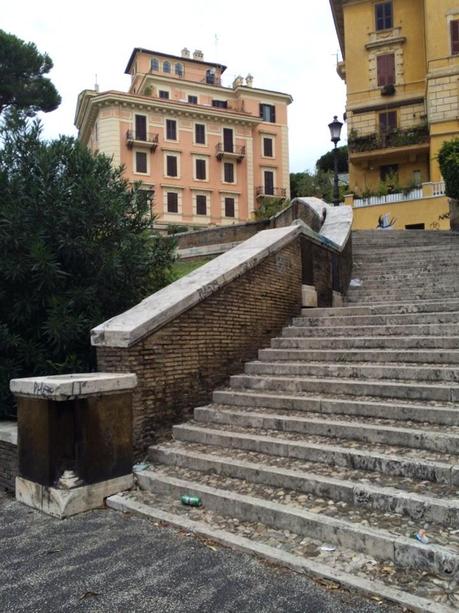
left=333, top=142, right=340, bottom=207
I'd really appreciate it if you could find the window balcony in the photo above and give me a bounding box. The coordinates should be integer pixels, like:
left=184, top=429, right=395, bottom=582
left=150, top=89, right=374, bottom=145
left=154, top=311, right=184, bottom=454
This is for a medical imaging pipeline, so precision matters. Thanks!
left=216, top=143, right=246, bottom=162
left=255, top=187, right=287, bottom=199
left=126, top=130, right=159, bottom=151
left=348, top=125, right=429, bottom=155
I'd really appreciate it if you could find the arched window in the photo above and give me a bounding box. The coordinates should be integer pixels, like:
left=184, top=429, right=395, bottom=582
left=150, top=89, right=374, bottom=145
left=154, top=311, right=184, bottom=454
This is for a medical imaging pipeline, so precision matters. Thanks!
left=163, top=61, right=171, bottom=73
left=151, top=58, right=159, bottom=71
left=175, top=63, right=184, bottom=77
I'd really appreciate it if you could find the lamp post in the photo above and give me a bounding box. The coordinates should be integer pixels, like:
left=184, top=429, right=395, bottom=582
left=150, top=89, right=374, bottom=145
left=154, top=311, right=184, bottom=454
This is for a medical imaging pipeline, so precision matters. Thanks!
left=328, top=115, right=343, bottom=207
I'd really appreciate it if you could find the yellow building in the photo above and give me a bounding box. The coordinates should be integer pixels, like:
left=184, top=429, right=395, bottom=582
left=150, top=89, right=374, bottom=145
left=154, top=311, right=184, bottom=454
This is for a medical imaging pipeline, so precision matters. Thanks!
left=330, top=0, right=459, bottom=230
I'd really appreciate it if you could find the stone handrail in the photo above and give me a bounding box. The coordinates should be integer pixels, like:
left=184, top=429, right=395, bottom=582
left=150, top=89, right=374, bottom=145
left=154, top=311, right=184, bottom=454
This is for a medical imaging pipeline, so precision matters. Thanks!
left=91, top=200, right=352, bottom=349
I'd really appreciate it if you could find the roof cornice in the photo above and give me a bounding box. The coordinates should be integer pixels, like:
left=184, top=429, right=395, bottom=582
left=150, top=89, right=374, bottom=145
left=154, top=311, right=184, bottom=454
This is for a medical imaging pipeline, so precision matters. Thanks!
left=75, top=90, right=262, bottom=144
left=329, top=0, right=345, bottom=58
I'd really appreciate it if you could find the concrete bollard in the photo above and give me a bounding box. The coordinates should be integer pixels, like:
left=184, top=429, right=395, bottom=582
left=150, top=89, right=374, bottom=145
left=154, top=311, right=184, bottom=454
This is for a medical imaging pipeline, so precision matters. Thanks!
left=10, top=372, right=137, bottom=518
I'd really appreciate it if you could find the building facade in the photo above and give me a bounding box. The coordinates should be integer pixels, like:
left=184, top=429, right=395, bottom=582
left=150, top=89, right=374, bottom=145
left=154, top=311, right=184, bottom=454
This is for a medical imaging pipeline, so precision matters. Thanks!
left=330, top=0, right=459, bottom=229
left=75, top=48, right=292, bottom=229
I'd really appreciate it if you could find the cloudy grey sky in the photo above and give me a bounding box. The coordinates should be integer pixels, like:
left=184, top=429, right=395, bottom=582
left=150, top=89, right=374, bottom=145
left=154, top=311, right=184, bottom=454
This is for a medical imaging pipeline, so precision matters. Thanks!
left=3, top=0, right=346, bottom=172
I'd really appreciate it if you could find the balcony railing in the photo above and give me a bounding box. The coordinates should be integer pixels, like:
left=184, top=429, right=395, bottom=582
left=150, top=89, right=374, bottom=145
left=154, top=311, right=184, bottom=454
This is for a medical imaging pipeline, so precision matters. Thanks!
left=256, top=187, right=287, bottom=199
left=200, top=75, right=222, bottom=86
left=348, top=181, right=446, bottom=208
left=348, top=125, right=429, bottom=154
left=126, top=130, right=159, bottom=151
left=216, top=143, right=246, bottom=161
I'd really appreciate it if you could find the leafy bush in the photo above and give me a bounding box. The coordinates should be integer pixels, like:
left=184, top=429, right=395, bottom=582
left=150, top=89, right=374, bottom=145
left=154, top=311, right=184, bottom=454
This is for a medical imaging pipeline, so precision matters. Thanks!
left=0, top=112, right=176, bottom=417
left=253, top=197, right=289, bottom=221
left=438, top=138, right=459, bottom=200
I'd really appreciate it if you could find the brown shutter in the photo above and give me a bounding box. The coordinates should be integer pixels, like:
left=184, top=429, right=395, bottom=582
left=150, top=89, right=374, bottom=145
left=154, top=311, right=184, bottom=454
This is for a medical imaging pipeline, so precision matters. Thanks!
left=377, top=54, right=395, bottom=87
left=451, top=20, right=459, bottom=55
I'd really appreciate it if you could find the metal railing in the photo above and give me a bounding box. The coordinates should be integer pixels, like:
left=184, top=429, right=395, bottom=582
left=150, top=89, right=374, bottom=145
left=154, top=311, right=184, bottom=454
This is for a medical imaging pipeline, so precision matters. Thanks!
left=256, top=187, right=287, bottom=198
left=216, top=143, right=246, bottom=159
left=126, top=130, right=159, bottom=149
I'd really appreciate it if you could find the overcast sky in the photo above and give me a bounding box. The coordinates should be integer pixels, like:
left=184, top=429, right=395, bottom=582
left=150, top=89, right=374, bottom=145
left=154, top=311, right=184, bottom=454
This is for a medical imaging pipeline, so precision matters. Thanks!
left=3, top=0, right=346, bottom=172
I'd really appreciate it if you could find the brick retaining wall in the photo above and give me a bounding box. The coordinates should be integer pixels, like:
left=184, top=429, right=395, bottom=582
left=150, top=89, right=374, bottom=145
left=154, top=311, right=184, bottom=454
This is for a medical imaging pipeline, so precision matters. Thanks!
left=97, top=239, right=302, bottom=453
left=174, top=220, right=268, bottom=249
left=0, top=438, right=18, bottom=492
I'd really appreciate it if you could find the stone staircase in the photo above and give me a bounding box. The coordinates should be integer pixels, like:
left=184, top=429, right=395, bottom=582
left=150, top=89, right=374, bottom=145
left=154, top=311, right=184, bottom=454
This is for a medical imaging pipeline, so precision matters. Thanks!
left=109, top=230, right=459, bottom=611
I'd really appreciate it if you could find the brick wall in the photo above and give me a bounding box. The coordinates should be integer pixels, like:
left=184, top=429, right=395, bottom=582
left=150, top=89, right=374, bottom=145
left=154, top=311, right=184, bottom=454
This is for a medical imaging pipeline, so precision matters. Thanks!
left=175, top=220, right=268, bottom=249
left=0, top=440, right=18, bottom=492
left=97, top=239, right=302, bottom=454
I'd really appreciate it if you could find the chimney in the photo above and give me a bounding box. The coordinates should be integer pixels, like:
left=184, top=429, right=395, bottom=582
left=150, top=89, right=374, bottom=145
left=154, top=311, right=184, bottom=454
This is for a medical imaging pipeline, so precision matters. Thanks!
left=193, top=49, right=204, bottom=60
left=233, top=75, right=243, bottom=88
left=181, top=47, right=190, bottom=58
left=245, top=74, right=254, bottom=87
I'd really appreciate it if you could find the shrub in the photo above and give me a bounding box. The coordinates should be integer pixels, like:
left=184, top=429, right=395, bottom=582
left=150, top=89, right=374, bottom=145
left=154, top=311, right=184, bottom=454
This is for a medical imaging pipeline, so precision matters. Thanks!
left=438, top=138, right=459, bottom=200
left=0, top=112, right=176, bottom=417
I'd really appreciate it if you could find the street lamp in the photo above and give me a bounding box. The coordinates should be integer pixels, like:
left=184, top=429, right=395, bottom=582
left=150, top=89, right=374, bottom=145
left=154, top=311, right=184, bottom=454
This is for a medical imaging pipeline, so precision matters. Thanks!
left=328, top=115, right=343, bottom=207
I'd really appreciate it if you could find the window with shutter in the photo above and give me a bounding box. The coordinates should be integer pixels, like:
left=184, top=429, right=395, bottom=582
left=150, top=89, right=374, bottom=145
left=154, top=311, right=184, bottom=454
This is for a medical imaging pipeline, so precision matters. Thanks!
left=167, top=192, right=178, bottom=213
left=135, top=115, right=147, bottom=140
left=263, top=137, right=274, bottom=157
left=224, top=163, right=234, bottom=183
left=224, top=197, right=235, bottom=218
left=259, top=104, right=276, bottom=123
left=166, top=119, right=177, bottom=140
left=264, top=171, right=274, bottom=195
left=379, top=111, right=397, bottom=133
left=196, top=159, right=207, bottom=180
left=166, top=155, right=178, bottom=177
left=375, top=2, right=393, bottom=31
left=135, top=151, right=147, bottom=173
left=377, top=54, right=395, bottom=87
left=451, top=20, right=459, bottom=55
left=195, top=124, right=206, bottom=144
left=196, top=195, right=207, bottom=216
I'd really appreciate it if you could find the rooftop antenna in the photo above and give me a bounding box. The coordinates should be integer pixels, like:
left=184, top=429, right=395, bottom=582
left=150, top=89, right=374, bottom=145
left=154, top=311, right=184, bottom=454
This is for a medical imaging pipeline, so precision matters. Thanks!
left=94, top=74, right=99, bottom=92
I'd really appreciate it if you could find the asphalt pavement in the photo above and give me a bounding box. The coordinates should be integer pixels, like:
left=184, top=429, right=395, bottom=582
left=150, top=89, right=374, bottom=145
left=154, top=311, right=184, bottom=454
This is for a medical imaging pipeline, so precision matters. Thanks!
left=0, top=490, right=398, bottom=613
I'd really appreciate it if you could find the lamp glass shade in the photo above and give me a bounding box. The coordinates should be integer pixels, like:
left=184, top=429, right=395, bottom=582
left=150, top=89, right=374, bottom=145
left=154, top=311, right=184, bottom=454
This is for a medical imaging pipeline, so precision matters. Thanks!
left=328, top=116, right=343, bottom=144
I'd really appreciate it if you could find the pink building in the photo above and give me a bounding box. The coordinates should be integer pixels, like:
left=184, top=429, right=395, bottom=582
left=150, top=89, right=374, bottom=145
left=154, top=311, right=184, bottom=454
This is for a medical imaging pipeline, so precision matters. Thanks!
left=75, top=47, right=292, bottom=229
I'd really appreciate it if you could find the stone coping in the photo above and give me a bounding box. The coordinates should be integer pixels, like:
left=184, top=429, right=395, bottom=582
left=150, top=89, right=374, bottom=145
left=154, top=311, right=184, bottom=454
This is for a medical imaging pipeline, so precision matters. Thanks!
left=10, top=373, right=137, bottom=401
left=291, top=198, right=353, bottom=252
left=0, top=421, right=18, bottom=446
left=90, top=202, right=353, bottom=349
left=91, top=225, right=302, bottom=348
left=177, top=241, right=242, bottom=259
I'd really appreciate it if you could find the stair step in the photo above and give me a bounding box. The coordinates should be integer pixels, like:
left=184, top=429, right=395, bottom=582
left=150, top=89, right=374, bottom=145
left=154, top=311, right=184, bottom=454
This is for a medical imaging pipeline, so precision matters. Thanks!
left=194, top=404, right=459, bottom=454
left=213, top=389, right=459, bottom=425
left=150, top=442, right=459, bottom=525
left=246, top=360, right=459, bottom=383
left=133, top=467, right=459, bottom=577
left=294, top=311, right=459, bottom=327
left=230, top=373, right=459, bottom=403
left=272, top=336, right=459, bottom=350
left=301, top=299, right=459, bottom=317
left=107, top=490, right=455, bottom=613
left=173, top=423, right=459, bottom=485
left=282, top=323, right=459, bottom=338
left=260, top=348, right=459, bottom=365
left=347, top=294, right=459, bottom=304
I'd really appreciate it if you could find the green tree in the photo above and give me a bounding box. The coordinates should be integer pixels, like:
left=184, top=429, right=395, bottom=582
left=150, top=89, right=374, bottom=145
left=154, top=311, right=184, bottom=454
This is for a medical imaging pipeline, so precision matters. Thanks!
left=290, top=170, right=337, bottom=201
left=0, top=30, right=61, bottom=116
left=438, top=138, right=459, bottom=200
left=0, top=112, right=175, bottom=417
left=316, top=146, right=349, bottom=174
